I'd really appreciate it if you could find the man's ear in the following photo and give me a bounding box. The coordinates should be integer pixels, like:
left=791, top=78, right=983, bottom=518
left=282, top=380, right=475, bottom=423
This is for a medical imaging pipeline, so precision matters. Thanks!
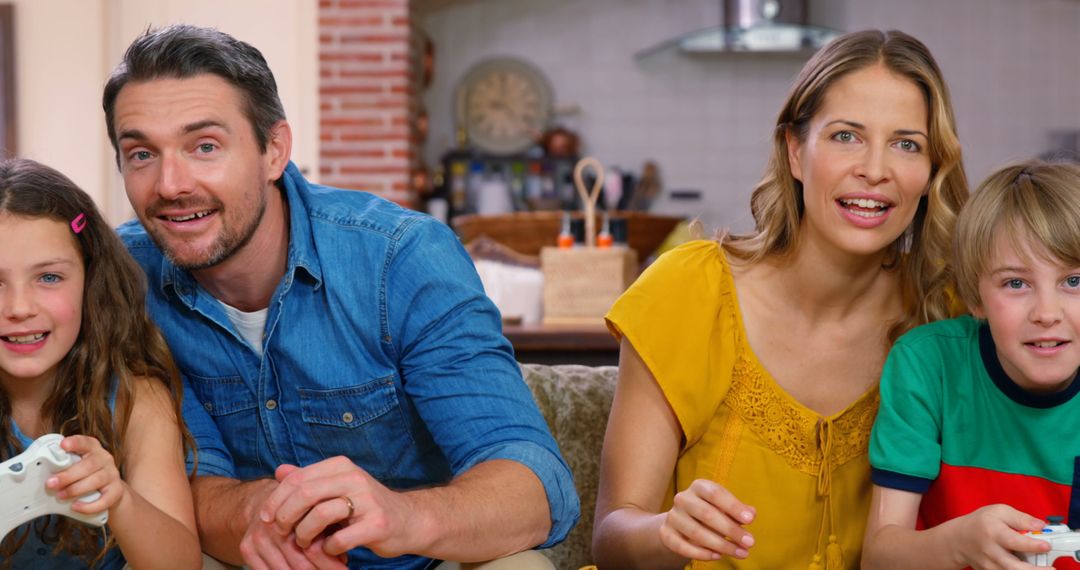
left=265, top=120, right=293, bottom=180
left=786, top=127, right=803, bottom=182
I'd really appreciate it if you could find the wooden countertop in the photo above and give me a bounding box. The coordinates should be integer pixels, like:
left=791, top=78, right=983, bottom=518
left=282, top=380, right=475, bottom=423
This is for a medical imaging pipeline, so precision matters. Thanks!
left=502, top=322, right=619, bottom=352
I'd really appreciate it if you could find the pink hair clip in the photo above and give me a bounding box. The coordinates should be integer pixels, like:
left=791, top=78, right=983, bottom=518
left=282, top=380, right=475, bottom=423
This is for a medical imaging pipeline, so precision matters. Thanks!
left=70, top=213, right=87, bottom=234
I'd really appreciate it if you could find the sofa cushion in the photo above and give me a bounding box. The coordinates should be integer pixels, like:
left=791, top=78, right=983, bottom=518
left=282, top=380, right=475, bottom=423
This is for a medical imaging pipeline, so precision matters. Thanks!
left=521, top=364, right=618, bottom=570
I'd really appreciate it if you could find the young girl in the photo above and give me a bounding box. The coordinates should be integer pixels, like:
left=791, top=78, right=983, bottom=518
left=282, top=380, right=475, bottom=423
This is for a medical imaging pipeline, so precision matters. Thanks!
left=0, top=157, right=200, bottom=568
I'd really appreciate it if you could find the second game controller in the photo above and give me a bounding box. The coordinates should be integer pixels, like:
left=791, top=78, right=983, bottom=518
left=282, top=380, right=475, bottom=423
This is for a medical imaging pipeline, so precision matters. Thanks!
left=0, top=433, right=109, bottom=540
left=1017, top=516, right=1080, bottom=566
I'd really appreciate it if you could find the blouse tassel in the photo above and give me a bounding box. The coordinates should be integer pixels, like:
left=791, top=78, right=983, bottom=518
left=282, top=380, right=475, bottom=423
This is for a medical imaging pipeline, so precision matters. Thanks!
left=826, top=534, right=844, bottom=570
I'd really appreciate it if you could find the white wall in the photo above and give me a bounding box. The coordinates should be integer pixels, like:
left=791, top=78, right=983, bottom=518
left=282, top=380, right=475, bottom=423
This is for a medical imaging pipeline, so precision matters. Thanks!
left=422, top=0, right=1080, bottom=234
left=8, top=0, right=318, bottom=224
left=11, top=0, right=111, bottom=216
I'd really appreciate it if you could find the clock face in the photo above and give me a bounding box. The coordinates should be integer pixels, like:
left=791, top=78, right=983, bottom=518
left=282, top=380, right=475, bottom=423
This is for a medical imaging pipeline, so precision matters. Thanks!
left=454, top=58, right=554, bottom=155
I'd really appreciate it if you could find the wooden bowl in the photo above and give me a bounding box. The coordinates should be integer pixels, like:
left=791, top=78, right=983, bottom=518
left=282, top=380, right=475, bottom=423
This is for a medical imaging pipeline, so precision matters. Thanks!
left=452, top=211, right=684, bottom=261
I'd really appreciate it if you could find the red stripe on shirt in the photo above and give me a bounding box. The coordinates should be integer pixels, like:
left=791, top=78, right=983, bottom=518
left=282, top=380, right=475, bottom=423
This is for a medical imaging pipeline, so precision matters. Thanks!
left=918, top=463, right=1078, bottom=568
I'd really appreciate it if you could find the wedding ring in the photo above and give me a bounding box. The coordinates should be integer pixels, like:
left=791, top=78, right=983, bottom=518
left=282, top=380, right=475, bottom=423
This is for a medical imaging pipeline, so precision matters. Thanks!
left=340, top=495, right=355, bottom=519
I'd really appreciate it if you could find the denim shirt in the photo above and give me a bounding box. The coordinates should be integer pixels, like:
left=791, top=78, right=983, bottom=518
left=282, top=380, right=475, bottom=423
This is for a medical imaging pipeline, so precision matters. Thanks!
left=117, top=163, right=578, bottom=569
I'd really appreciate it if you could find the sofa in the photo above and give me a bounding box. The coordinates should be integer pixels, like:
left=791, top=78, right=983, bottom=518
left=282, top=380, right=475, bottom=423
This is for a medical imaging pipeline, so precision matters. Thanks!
left=519, top=364, right=619, bottom=570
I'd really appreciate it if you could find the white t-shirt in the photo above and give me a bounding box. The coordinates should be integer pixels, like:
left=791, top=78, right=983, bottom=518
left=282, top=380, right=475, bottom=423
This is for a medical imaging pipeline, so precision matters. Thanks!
left=220, top=302, right=268, bottom=358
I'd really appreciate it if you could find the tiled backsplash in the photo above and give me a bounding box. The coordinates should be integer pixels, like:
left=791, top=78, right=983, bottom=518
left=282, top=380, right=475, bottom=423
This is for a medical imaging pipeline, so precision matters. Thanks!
left=422, top=0, right=1080, bottom=234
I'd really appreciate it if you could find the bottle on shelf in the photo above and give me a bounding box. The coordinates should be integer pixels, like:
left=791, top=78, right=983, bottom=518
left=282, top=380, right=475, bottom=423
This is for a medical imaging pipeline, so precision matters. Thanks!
left=536, top=163, right=559, bottom=210
left=508, top=161, right=527, bottom=211
left=597, top=212, right=614, bottom=248
left=449, top=161, right=468, bottom=214
left=557, top=210, right=574, bottom=249
left=476, top=164, right=512, bottom=215
left=466, top=161, right=486, bottom=213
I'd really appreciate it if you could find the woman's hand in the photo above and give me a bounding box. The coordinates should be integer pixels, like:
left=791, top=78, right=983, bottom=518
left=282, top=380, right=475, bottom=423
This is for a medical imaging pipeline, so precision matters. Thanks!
left=594, top=338, right=749, bottom=569
left=46, top=435, right=124, bottom=515
left=660, top=478, right=756, bottom=561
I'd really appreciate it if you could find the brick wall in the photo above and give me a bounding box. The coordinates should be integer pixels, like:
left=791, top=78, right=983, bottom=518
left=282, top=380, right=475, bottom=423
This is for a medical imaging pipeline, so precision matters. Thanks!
left=318, top=0, right=421, bottom=208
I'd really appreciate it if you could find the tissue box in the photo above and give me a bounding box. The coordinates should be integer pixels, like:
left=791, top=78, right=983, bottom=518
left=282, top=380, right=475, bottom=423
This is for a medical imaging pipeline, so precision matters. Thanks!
left=474, top=260, right=544, bottom=325
left=541, top=246, right=638, bottom=325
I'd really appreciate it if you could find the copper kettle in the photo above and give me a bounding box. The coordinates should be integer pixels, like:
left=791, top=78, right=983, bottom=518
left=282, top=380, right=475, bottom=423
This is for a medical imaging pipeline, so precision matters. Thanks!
left=541, top=126, right=580, bottom=157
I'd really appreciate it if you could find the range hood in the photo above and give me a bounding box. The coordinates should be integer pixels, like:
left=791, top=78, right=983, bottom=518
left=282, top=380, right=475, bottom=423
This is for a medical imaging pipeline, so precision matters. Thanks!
left=636, top=0, right=841, bottom=59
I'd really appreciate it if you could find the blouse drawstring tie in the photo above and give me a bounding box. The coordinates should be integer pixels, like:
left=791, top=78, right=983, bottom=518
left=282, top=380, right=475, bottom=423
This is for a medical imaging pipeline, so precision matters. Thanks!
left=809, top=418, right=844, bottom=570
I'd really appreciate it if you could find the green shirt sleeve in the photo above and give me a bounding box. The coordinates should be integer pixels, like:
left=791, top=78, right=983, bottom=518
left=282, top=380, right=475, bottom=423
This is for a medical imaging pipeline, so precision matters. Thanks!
left=870, top=328, right=948, bottom=491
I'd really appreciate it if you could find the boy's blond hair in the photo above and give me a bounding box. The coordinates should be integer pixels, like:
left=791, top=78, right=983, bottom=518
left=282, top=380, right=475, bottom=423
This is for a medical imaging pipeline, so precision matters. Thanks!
left=954, top=159, right=1080, bottom=309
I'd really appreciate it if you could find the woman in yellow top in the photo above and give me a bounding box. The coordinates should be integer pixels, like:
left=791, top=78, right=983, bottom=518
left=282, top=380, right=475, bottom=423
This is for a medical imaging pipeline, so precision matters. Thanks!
left=592, top=30, right=969, bottom=569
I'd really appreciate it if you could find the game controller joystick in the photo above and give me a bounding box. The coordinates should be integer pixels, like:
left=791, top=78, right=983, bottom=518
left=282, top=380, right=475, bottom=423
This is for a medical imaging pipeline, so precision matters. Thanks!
left=0, top=433, right=109, bottom=540
left=1018, top=516, right=1080, bottom=566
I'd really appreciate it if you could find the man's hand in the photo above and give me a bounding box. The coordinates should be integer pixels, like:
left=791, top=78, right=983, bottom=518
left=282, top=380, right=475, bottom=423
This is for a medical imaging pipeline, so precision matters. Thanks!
left=237, top=478, right=349, bottom=570
left=261, top=457, right=422, bottom=559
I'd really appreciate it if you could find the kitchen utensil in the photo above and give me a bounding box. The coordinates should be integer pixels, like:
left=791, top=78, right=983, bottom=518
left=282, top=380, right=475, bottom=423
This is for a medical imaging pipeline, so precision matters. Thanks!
left=573, top=157, right=604, bottom=247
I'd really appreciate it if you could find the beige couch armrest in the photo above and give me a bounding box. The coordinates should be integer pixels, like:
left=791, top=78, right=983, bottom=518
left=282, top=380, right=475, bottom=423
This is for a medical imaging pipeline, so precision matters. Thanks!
left=520, top=364, right=618, bottom=570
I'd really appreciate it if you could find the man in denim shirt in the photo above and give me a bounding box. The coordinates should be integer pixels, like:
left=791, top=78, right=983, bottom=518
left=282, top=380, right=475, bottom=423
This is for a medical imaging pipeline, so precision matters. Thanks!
left=104, top=25, right=578, bottom=569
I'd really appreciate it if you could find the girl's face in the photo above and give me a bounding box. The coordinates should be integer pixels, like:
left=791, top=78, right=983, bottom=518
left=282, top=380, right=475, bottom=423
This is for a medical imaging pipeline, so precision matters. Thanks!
left=0, top=214, right=85, bottom=390
left=787, top=63, right=933, bottom=260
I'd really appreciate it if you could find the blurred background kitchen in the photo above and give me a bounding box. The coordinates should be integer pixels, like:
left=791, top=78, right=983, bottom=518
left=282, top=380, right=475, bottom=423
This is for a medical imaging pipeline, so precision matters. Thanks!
left=3, top=0, right=1078, bottom=360
left=6, top=0, right=1077, bottom=231
left=422, top=0, right=1080, bottom=234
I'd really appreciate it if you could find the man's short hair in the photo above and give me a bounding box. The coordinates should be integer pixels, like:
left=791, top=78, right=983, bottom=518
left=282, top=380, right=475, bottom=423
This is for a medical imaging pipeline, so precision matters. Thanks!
left=102, top=24, right=286, bottom=166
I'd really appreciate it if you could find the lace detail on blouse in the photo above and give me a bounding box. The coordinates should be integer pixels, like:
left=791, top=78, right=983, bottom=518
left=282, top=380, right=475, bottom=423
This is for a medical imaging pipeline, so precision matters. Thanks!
left=724, top=354, right=880, bottom=477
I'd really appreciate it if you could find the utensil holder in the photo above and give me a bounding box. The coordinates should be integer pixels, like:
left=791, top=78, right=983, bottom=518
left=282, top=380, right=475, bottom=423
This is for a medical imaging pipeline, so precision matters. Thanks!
left=541, top=157, right=639, bottom=325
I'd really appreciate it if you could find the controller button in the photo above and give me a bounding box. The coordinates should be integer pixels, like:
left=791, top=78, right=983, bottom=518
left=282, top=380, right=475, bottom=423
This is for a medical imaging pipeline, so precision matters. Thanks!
left=9, top=462, right=22, bottom=472
left=48, top=445, right=68, bottom=462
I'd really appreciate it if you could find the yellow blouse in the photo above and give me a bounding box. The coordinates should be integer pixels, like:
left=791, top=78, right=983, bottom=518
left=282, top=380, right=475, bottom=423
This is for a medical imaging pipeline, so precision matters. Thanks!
left=605, top=240, right=878, bottom=570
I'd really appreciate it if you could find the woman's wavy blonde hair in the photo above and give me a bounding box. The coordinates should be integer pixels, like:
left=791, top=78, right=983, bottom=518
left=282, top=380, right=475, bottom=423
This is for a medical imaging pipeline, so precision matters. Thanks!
left=0, top=158, right=194, bottom=566
left=722, top=29, right=969, bottom=342
left=954, top=159, right=1080, bottom=311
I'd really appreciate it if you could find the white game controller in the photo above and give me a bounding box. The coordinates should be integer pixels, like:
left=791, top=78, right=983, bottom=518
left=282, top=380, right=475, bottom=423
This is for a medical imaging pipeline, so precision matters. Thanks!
left=0, top=433, right=108, bottom=540
left=1017, top=516, right=1080, bottom=566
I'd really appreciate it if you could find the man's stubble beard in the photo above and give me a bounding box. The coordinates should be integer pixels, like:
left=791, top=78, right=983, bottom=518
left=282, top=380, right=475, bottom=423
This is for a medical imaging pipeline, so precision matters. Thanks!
left=147, top=186, right=268, bottom=271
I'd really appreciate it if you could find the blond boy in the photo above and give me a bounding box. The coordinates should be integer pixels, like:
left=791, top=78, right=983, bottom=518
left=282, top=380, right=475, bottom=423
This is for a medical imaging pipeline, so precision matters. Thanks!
left=863, top=160, right=1080, bottom=568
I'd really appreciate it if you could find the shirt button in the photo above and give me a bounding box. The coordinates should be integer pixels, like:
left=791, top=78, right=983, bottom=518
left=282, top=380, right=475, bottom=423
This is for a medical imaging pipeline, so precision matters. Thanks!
left=204, top=402, right=213, bottom=412
left=37, top=548, right=47, bottom=555
left=342, top=412, right=354, bottom=423
left=265, top=399, right=277, bottom=410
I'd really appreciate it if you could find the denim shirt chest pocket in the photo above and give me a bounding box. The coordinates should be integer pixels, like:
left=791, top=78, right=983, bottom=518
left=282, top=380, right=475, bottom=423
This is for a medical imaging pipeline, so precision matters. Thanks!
left=298, top=376, right=412, bottom=480
left=187, top=372, right=259, bottom=451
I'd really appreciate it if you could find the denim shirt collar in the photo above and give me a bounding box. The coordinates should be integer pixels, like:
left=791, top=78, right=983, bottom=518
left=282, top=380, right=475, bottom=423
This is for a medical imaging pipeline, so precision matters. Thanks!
left=157, top=162, right=323, bottom=308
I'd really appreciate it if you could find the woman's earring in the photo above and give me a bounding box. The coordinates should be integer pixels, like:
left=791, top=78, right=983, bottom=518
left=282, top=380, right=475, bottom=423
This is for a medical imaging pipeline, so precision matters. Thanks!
left=900, top=222, right=915, bottom=253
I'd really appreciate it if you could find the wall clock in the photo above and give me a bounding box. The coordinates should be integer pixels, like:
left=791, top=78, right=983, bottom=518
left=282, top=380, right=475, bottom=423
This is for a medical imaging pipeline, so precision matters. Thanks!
left=453, top=57, right=554, bottom=156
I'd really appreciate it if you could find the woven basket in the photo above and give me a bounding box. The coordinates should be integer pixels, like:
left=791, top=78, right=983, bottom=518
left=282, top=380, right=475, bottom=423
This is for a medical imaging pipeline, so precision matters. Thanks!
left=453, top=210, right=682, bottom=262
left=541, top=246, right=638, bottom=325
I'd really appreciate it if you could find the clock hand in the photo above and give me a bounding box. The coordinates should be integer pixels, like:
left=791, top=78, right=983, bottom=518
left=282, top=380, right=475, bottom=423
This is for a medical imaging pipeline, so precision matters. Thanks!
left=505, top=112, right=544, bottom=140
